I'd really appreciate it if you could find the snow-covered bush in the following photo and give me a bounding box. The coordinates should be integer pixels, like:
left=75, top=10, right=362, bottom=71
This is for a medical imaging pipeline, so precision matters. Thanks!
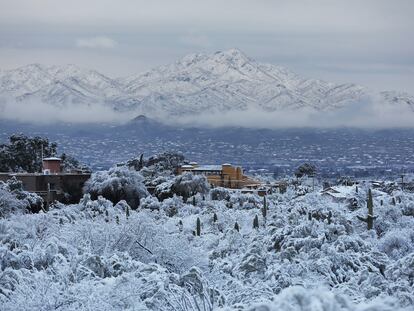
left=83, top=166, right=149, bottom=209
left=0, top=178, right=43, bottom=217
left=171, top=173, right=210, bottom=202
left=210, top=187, right=230, bottom=201
left=245, top=286, right=407, bottom=311
left=1, top=176, right=414, bottom=310
left=379, top=229, right=414, bottom=259
left=0, top=187, right=26, bottom=218
left=155, top=173, right=210, bottom=202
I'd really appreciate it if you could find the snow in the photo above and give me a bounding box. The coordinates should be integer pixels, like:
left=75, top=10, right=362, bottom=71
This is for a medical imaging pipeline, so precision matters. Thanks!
left=0, top=49, right=412, bottom=119
left=1, top=175, right=414, bottom=310
left=42, top=157, right=62, bottom=161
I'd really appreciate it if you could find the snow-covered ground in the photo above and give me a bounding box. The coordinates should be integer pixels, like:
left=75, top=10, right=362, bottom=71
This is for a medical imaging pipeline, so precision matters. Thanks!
left=1, top=171, right=414, bottom=310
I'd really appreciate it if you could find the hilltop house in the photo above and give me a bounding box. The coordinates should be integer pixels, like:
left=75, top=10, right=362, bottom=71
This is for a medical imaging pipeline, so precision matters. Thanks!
left=177, top=162, right=262, bottom=189
left=0, top=157, right=91, bottom=207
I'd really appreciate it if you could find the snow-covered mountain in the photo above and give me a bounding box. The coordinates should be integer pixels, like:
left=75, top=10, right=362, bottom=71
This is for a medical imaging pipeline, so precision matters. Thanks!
left=0, top=49, right=413, bottom=118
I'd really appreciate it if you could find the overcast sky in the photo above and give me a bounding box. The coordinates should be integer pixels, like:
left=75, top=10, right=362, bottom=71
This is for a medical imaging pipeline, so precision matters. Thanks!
left=0, top=0, right=413, bottom=93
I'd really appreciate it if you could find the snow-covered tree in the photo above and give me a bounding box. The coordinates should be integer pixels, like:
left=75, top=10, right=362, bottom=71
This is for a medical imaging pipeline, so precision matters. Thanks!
left=294, top=163, right=317, bottom=178
left=171, top=172, right=210, bottom=202
left=0, top=178, right=43, bottom=217
left=83, top=166, right=148, bottom=209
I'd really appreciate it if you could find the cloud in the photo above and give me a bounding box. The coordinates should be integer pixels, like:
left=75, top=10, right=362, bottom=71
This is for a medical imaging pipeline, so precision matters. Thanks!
left=161, top=98, right=414, bottom=129
left=179, top=33, right=212, bottom=48
left=75, top=36, right=117, bottom=49
left=0, top=93, right=413, bottom=128
left=0, top=97, right=129, bottom=124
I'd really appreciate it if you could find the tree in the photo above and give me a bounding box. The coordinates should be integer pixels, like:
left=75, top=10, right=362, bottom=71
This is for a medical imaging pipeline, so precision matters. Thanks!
left=171, top=172, right=210, bottom=202
left=84, top=166, right=149, bottom=209
left=0, top=134, right=81, bottom=173
left=0, top=178, right=43, bottom=217
left=294, top=163, right=316, bottom=178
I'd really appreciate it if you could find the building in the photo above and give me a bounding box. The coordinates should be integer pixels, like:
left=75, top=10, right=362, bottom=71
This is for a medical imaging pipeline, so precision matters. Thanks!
left=0, top=157, right=91, bottom=207
left=177, top=162, right=262, bottom=189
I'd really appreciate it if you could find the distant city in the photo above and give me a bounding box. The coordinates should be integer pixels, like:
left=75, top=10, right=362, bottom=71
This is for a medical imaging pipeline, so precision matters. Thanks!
left=2, top=120, right=413, bottom=179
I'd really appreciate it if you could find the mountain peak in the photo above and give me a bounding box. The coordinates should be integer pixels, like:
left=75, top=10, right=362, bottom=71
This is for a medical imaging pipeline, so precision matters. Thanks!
left=1, top=49, right=413, bottom=123
left=215, top=48, right=249, bottom=59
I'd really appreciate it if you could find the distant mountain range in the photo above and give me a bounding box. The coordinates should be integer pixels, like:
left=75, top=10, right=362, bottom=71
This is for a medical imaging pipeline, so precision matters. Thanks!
left=0, top=48, right=413, bottom=121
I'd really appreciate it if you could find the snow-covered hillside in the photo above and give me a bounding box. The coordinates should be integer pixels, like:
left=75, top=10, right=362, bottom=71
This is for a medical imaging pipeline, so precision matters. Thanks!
left=0, top=49, right=413, bottom=119
left=1, top=161, right=414, bottom=310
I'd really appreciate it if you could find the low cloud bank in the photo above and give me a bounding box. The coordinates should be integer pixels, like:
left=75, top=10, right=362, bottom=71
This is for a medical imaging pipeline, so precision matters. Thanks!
left=0, top=96, right=413, bottom=128
left=167, top=97, right=414, bottom=129
left=0, top=98, right=130, bottom=124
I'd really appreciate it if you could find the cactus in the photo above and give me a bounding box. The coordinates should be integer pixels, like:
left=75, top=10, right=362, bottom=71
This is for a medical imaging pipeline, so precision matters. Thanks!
left=234, top=222, right=240, bottom=232
left=262, top=197, right=267, bottom=219
left=380, top=200, right=383, bottom=206
left=192, top=196, right=196, bottom=206
left=398, top=197, right=402, bottom=204
left=308, top=212, right=312, bottom=221
left=126, top=205, right=130, bottom=219
left=116, top=215, right=120, bottom=225
left=253, top=215, right=259, bottom=229
left=327, top=211, right=332, bottom=225
left=196, top=217, right=201, bottom=236
left=213, top=213, right=218, bottom=223
left=357, top=189, right=376, bottom=230
left=355, top=186, right=358, bottom=193
left=392, top=197, right=396, bottom=206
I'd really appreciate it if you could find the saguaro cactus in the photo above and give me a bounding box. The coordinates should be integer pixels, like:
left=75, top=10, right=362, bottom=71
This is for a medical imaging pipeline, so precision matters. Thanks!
left=262, top=196, right=268, bottom=218
left=253, top=215, right=259, bottom=229
left=357, top=189, right=376, bottom=230
left=213, top=213, right=218, bottom=223
left=196, top=217, right=201, bottom=236
left=126, top=205, right=130, bottom=219
left=234, top=222, right=240, bottom=232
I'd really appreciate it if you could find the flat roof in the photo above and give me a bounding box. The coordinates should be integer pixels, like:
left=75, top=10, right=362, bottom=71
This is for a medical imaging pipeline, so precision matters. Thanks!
left=193, top=165, right=222, bottom=171
left=43, top=157, right=62, bottom=161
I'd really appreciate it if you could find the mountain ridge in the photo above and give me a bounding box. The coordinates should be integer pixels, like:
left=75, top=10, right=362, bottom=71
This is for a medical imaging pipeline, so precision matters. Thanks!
left=0, top=49, right=413, bottom=121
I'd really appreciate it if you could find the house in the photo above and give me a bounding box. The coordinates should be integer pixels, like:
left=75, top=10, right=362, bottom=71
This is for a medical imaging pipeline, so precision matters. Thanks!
left=320, top=186, right=354, bottom=203
left=0, top=157, right=91, bottom=207
left=178, top=162, right=262, bottom=189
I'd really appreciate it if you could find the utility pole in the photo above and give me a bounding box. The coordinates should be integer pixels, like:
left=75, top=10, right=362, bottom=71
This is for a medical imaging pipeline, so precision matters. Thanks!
left=40, top=143, right=44, bottom=174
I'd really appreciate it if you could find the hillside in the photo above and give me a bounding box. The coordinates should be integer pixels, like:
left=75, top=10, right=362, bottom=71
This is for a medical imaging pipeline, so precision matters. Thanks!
left=1, top=164, right=414, bottom=310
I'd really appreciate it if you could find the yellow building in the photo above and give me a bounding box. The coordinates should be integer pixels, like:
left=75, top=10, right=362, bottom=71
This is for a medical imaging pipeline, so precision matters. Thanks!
left=178, top=162, right=261, bottom=189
